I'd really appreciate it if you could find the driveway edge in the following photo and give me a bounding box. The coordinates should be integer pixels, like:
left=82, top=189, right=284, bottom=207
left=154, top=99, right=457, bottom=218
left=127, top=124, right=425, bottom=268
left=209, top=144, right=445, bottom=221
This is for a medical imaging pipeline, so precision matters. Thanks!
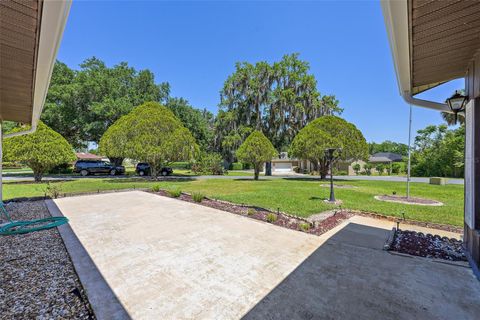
left=45, top=199, right=131, bottom=320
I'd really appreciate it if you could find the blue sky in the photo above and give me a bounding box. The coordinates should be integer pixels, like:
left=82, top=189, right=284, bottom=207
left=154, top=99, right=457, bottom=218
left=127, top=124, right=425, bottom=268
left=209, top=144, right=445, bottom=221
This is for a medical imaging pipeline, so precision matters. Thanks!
left=57, top=0, right=464, bottom=144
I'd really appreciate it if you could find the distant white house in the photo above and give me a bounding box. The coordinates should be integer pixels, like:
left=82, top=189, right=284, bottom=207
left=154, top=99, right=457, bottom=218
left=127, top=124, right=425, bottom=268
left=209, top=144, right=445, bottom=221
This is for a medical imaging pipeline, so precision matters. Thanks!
left=266, top=152, right=403, bottom=175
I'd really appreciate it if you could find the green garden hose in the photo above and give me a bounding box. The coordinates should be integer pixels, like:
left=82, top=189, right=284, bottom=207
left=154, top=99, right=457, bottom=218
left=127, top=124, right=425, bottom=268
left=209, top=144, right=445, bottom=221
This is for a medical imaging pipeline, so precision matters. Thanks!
left=0, top=202, right=68, bottom=236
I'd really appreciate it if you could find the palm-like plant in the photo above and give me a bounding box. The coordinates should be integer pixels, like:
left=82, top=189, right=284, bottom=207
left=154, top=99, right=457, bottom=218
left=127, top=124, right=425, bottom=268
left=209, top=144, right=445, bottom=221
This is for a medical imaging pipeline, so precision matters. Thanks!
left=441, top=112, right=465, bottom=126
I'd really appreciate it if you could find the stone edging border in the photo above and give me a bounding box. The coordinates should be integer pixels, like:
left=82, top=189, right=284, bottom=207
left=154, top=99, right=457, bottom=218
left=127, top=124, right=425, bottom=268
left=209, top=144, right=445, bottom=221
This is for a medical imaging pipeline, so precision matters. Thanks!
left=198, top=193, right=313, bottom=226
left=374, top=195, right=444, bottom=206
left=159, top=190, right=461, bottom=234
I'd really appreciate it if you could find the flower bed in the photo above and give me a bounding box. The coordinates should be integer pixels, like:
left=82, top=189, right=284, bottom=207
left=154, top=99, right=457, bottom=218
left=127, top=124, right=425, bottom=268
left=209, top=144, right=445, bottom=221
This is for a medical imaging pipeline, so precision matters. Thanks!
left=152, top=190, right=353, bottom=236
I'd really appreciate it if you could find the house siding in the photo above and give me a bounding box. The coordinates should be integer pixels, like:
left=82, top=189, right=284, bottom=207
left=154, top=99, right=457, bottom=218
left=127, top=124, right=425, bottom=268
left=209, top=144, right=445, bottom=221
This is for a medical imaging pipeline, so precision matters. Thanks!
left=465, top=53, right=480, bottom=272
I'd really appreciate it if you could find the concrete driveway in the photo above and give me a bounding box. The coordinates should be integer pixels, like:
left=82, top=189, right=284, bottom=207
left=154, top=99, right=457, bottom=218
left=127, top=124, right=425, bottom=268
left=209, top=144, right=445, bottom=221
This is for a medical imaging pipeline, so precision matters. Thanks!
left=51, top=191, right=324, bottom=319
left=49, top=191, right=480, bottom=320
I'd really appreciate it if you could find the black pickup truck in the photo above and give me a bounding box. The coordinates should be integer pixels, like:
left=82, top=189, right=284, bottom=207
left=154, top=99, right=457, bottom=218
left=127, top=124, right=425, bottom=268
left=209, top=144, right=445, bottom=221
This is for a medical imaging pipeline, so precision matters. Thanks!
left=135, top=163, right=173, bottom=176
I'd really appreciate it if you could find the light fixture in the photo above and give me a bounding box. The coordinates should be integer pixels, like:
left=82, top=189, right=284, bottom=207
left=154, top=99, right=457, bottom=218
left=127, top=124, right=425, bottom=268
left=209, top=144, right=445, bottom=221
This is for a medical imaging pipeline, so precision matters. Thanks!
left=446, top=90, right=468, bottom=124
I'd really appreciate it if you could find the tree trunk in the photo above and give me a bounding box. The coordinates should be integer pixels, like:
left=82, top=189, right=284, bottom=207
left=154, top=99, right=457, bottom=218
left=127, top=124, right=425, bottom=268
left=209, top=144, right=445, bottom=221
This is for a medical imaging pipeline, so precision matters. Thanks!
left=319, top=158, right=329, bottom=180
left=150, top=161, right=158, bottom=178
left=33, top=171, right=43, bottom=182
left=254, top=165, right=260, bottom=180
left=109, top=157, right=124, bottom=166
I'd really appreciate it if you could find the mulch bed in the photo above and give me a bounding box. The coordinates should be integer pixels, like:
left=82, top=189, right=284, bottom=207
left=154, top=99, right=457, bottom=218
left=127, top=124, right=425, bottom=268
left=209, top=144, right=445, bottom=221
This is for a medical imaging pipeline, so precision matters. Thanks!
left=375, top=195, right=443, bottom=206
left=153, top=190, right=353, bottom=236
left=0, top=201, right=95, bottom=319
left=390, top=229, right=466, bottom=261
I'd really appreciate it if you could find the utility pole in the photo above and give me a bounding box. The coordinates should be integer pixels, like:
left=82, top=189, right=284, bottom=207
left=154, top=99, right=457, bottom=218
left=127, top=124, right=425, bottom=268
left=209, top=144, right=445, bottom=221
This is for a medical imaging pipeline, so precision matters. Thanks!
left=407, top=104, right=412, bottom=199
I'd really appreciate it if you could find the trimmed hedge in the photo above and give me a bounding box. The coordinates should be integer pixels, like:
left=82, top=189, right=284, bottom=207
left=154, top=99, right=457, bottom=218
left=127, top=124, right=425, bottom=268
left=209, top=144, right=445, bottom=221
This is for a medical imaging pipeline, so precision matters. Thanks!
left=2, top=162, right=23, bottom=169
left=230, top=162, right=243, bottom=170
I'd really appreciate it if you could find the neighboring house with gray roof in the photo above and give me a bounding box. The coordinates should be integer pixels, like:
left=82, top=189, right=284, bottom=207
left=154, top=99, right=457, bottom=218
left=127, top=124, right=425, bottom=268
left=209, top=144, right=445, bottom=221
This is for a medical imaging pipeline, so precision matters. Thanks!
left=369, top=152, right=403, bottom=163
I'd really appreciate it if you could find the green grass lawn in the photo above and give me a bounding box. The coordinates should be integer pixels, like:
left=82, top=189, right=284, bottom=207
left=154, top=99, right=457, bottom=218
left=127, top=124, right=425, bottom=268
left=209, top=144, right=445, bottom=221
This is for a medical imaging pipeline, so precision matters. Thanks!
left=2, top=177, right=463, bottom=226
left=172, top=169, right=254, bottom=177
left=2, top=168, right=33, bottom=173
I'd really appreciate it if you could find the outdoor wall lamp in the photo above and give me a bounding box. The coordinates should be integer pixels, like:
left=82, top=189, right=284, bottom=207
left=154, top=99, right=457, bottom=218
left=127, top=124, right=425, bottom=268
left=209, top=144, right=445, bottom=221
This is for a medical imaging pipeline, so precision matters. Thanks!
left=446, top=90, right=468, bottom=124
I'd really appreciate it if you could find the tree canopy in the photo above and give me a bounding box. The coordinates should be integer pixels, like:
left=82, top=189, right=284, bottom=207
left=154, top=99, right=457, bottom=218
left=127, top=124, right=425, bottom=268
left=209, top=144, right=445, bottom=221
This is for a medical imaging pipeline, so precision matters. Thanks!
left=166, top=97, right=214, bottom=151
left=236, top=131, right=277, bottom=180
left=368, top=140, right=409, bottom=157
left=99, top=102, right=198, bottom=176
left=3, top=121, right=76, bottom=181
left=42, top=58, right=170, bottom=148
left=411, top=124, right=464, bottom=178
left=217, top=53, right=342, bottom=161
left=290, top=116, right=368, bottom=178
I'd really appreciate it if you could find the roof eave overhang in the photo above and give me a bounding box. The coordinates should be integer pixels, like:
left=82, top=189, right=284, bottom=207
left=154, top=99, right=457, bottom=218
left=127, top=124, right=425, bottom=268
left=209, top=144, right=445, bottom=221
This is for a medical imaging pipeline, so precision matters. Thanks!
left=30, top=0, right=72, bottom=127
left=380, top=0, right=452, bottom=113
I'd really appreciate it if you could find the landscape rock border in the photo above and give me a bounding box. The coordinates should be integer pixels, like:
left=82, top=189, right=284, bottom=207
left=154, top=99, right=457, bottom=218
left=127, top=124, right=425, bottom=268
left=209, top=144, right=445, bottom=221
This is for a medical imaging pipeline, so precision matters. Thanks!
left=387, top=228, right=467, bottom=262
left=374, top=195, right=443, bottom=206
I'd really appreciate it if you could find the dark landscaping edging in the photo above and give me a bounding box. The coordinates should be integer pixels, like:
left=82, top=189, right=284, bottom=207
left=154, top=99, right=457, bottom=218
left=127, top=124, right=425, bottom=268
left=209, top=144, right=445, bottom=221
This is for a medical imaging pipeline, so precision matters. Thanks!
left=5, top=187, right=462, bottom=234
left=150, top=190, right=353, bottom=236
left=4, top=188, right=151, bottom=204
left=45, top=200, right=131, bottom=320
left=383, top=228, right=396, bottom=250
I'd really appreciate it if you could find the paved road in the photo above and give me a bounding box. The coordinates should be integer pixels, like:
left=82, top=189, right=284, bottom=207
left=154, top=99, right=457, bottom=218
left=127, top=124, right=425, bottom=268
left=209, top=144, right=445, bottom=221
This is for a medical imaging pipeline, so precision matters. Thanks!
left=1, top=172, right=464, bottom=184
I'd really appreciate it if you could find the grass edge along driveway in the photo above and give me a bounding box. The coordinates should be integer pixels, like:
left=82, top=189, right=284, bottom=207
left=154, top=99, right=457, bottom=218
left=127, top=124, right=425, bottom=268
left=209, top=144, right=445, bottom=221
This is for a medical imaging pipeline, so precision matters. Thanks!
left=3, top=177, right=463, bottom=227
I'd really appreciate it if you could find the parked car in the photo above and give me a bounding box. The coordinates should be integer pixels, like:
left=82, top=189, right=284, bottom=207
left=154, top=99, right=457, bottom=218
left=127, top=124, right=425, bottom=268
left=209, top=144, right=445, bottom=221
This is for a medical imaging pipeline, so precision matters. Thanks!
left=135, top=163, right=173, bottom=176
left=74, top=160, right=125, bottom=176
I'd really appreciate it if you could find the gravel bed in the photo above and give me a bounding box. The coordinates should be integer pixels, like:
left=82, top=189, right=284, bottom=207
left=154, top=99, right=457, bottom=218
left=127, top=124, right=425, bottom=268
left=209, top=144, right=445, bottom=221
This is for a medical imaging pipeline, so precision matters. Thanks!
left=154, top=190, right=352, bottom=236
left=0, top=201, right=95, bottom=319
left=391, top=229, right=466, bottom=261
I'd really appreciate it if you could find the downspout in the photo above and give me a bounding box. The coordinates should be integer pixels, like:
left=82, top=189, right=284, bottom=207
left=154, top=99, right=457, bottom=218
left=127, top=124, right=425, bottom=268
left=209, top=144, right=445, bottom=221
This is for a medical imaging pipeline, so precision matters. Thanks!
left=401, top=91, right=452, bottom=113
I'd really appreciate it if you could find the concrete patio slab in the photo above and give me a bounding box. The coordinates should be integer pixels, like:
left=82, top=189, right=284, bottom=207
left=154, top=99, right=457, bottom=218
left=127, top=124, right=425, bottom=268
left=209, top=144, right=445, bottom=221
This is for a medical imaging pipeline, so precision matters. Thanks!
left=50, top=191, right=480, bottom=320
left=51, top=191, right=324, bottom=319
